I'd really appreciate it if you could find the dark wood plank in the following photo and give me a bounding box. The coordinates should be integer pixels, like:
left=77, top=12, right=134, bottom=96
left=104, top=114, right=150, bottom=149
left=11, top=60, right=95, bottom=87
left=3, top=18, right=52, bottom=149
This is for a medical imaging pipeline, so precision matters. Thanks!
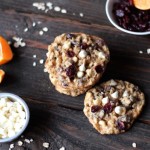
left=0, top=0, right=150, bottom=149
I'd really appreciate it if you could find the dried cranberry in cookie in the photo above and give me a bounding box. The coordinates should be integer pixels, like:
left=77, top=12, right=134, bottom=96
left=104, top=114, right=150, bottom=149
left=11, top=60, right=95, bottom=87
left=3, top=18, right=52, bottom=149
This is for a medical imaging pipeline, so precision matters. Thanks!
left=84, top=79, right=145, bottom=134
left=45, top=33, right=110, bottom=96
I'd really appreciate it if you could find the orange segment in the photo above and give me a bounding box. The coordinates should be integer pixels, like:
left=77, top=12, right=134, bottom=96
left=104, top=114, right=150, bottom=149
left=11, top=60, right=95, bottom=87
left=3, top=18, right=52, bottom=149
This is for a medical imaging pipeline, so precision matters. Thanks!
left=0, top=69, right=5, bottom=83
left=0, top=36, right=13, bottom=65
left=133, top=0, right=150, bottom=10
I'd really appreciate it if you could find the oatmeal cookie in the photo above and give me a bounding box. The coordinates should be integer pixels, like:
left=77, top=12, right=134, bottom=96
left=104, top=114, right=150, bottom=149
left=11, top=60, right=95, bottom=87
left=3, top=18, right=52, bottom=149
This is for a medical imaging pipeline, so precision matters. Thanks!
left=83, top=79, right=145, bottom=134
left=45, top=33, right=110, bottom=96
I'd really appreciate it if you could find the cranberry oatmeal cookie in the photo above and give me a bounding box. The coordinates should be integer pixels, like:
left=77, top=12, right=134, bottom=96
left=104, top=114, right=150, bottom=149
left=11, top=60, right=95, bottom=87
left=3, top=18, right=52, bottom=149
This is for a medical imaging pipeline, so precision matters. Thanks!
left=45, top=33, right=110, bottom=96
left=83, top=79, right=145, bottom=134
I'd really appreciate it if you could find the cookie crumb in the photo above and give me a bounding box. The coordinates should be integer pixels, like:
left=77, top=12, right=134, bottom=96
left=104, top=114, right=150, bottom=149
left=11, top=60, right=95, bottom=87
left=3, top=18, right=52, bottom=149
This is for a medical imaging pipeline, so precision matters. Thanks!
left=43, top=142, right=49, bottom=148
left=59, top=146, right=65, bottom=150
left=147, top=48, right=150, bottom=54
left=139, top=50, right=143, bottom=54
left=54, top=6, right=61, bottom=12
left=132, top=142, right=136, bottom=148
left=18, top=141, right=23, bottom=146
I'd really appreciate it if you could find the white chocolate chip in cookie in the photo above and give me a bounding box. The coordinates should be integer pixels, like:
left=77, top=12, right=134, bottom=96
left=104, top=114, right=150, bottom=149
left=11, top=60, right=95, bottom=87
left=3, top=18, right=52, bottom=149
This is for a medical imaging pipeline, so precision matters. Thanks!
left=79, top=64, right=86, bottom=72
left=110, top=79, right=117, bottom=86
left=77, top=71, right=84, bottom=78
left=63, top=41, right=71, bottom=49
left=99, top=120, right=106, bottom=126
left=98, top=51, right=105, bottom=59
left=102, top=96, right=109, bottom=105
left=115, top=106, right=126, bottom=115
left=79, top=50, right=87, bottom=58
left=123, top=90, right=129, bottom=97
left=111, top=91, right=118, bottom=99
left=72, top=56, right=78, bottom=62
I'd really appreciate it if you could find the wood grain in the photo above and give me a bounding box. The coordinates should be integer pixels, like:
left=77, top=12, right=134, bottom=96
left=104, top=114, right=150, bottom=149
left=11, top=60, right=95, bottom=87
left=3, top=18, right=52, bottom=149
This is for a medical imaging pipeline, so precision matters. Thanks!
left=0, top=0, right=150, bottom=149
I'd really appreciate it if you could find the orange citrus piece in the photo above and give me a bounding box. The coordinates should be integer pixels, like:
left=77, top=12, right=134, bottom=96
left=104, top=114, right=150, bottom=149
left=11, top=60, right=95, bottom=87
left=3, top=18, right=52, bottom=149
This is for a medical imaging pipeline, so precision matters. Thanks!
left=0, top=69, right=5, bottom=83
left=0, top=36, right=13, bottom=65
left=133, top=0, right=150, bottom=10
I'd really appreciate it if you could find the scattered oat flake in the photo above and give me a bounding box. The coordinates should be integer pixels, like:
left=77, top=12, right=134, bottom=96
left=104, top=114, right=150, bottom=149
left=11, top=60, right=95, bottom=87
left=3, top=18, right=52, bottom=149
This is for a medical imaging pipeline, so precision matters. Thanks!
left=43, top=142, right=49, bottom=148
left=43, top=27, right=48, bottom=32
left=10, top=144, right=14, bottom=149
left=60, top=146, right=65, bottom=150
left=39, top=31, right=44, bottom=35
left=33, top=62, right=36, bottom=67
left=18, top=141, right=23, bottom=146
left=79, top=13, right=84, bottom=17
left=61, top=9, right=67, bottom=14
left=33, top=54, right=36, bottom=58
left=139, top=50, right=143, bottom=54
left=54, top=6, right=61, bottom=12
left=24, top=28, right=28, bottom=32
left=147, top=48, right=150, bottom=54
left=39, top=59, right=44, bottom=64
left=132, top=142, right=136, bottom=148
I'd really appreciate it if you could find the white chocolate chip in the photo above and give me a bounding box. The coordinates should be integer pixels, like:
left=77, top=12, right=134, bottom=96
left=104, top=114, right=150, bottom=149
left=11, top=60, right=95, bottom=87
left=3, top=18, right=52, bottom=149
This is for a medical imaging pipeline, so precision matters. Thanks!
left=79, top=64, right=86, bottom=72
left=43, top=142, right=49, bottom=148
left=111, top=91, right=118, bottom=99
left=79, top=50, right=87, bottom=58
left=99, top=120, right=106, bottom=126
left=63, top=41, right=71, bottom=49
left=102, top=96, right=109, bottom=105
left=18, top=141, right=23, bottom=146
left=110, top=79, right=117, bottom=86
left=72, top=57, right=78, bottom=62
left=60, top=146, right=65, bottom=150
left=123, top=90, right=129, bottom=97
left=132, top=142, right=136, bottom=148
left=77, top=71, right=84, bottom=78
left=98, top=51, right=105, bottom=59
left=99, top=110, right=105, bottom=118
left=115, top=106, right=126, bottom=115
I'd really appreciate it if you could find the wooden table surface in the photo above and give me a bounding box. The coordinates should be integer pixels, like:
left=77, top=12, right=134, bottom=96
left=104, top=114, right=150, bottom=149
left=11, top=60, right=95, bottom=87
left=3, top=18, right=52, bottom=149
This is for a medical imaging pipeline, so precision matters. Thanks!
left=0, top=0, right=150, bottom=150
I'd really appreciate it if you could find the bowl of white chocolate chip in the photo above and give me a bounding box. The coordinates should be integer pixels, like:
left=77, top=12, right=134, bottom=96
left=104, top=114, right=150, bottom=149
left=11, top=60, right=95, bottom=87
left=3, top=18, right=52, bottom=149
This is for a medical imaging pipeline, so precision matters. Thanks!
left=0, top=93, right=30, bottom=143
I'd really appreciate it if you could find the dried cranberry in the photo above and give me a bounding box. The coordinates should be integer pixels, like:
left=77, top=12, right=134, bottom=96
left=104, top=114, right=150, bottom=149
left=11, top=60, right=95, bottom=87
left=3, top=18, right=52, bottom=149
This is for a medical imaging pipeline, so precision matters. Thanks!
left=95, top=65, right=104, bottom=73
left=66, top=33, right=75, bottom=39
left=103, top=102, right=113, bottom=114
left=80, top=43, right=88, bottom=50
left=66, top=65, right=76, bottom=79
left=91, top=105, right=101, bottom=113
left=116, top=121, right=125, bottom=130
left=66, top=51, right=75, bottom=57
left=113, top=0, right=150, bottom=32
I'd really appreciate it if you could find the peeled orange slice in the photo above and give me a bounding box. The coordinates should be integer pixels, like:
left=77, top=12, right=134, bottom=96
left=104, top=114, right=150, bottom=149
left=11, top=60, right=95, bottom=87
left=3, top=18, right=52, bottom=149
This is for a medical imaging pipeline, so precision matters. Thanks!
left=0, top=69, right=5, bottom=83
left=133, top=0, right=150, bottom=10
left=0, top=36, right=13, bottom=65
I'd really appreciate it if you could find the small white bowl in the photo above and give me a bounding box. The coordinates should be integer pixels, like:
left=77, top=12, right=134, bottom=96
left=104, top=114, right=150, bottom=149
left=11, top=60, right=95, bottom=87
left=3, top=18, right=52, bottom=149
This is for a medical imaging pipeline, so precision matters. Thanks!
left=0, top=93, right=30, bottom=143
left=105, top=0, right=150, bottom=35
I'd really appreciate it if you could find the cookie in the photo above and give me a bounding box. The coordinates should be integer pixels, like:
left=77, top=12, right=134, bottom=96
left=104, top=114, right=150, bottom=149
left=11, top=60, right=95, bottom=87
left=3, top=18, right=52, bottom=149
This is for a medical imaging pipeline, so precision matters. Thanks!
left=45, top=33, right=110, bottom=96
left=83, top=79, right=145, bottom=134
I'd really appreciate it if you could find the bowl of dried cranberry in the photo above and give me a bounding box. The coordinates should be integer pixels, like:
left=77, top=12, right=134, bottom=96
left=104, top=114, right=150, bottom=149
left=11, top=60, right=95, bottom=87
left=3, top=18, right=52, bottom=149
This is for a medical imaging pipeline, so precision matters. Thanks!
left=105, top=0, right=150, bottom=35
